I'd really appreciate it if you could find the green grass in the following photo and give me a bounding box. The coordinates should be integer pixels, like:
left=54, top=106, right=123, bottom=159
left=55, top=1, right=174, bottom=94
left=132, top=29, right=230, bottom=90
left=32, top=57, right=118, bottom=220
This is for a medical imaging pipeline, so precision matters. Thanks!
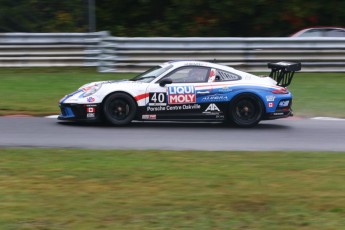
left=290, top=73, right=345, bottom=117
left=0, top=68, right=344, bottom=117
left=0, top=149, right=344, bottom=229
left=0, top=68, right=134, bottom=116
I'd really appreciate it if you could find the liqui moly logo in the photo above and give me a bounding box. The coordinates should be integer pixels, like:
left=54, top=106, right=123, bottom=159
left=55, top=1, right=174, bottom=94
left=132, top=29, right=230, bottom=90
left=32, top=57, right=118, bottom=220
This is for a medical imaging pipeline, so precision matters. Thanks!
left=168, top=86, right=196, bottom=104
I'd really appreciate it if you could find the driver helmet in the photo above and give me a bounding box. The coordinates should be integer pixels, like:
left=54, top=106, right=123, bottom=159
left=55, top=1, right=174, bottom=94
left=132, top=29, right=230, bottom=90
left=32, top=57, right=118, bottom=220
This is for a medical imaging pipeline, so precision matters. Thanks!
left=189, top=68, right=206, bottom=81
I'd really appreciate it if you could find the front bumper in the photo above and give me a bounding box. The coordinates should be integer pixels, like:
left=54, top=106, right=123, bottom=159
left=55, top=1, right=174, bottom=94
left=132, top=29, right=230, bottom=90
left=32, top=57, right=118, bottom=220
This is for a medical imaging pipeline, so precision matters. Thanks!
left=58, top=103, right=101, bottom=121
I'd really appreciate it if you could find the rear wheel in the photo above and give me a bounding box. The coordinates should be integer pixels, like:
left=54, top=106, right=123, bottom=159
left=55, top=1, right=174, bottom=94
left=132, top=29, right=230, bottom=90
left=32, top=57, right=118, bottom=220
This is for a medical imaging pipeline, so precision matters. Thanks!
left=228, top=94, right=263, bottom=127
left=103, top=93, right=137, bottom=126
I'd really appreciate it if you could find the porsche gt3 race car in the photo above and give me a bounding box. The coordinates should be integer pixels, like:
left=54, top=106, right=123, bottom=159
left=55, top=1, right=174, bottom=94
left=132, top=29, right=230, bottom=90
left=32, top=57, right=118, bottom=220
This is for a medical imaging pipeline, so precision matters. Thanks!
left=58, top=61, right=301, bottom=127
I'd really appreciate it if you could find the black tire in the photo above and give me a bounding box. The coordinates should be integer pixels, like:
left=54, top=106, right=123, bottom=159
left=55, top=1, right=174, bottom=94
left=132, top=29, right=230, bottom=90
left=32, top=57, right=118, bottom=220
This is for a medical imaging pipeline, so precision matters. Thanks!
left=228, top=94, right=263, bottom=127
left=103, top=93, right=137, bottom=126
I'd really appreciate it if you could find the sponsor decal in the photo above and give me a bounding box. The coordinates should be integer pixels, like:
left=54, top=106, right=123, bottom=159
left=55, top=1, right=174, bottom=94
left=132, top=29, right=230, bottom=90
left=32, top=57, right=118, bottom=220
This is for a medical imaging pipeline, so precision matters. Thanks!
left=196, top=90, right=210, bottom=94
left=87, top=97, right=95, bottom=102
left=146, top=104, right=201, bottom=112
left=149, top=114, right=156, bottom=119
left=142, top=114, right=157, bottom=120
left=266, top=95, right=276, bottom=102
left=268, top=102, right=274, bottom=108
left=86, top=105, right=97, bottom=118
left=218, top=87, right=232, bottom=93
left=204, top=103, right=221, bottom=113
left=182, top=104, right=201, bottom=110
left=279, top=100, right=290, bottom=107
left=167, top=86, right=196, bottom=104
left=149, top=92, right=167, bottom=106
left=208, top=69, right=216, bottom=82
left=273, top=112, right=284, bottom=116
left=86, top=107, right=96, bottom=113
left=201, top=94, right=228, bottom=102
left=87, top=113, right=95, bottom=118
left=147, top=106, right=166, bottom=112
left=183, top=62, right=204, bottom=66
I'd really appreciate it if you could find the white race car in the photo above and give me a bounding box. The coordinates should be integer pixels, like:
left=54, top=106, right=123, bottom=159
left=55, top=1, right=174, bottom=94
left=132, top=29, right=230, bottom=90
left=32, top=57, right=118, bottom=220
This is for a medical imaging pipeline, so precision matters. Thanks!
left=58, top=60, right=301, bottom=127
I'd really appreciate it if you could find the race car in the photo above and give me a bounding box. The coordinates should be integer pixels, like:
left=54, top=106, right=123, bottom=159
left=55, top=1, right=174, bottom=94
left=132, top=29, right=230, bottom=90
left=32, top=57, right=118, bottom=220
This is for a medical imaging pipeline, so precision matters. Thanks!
left=58, top=60, right=301, bottom=127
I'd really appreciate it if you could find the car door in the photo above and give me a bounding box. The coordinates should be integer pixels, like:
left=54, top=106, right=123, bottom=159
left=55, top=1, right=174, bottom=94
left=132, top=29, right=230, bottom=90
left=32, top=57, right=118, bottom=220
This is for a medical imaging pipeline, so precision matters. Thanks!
left=144, top=66, right=211, bottom=120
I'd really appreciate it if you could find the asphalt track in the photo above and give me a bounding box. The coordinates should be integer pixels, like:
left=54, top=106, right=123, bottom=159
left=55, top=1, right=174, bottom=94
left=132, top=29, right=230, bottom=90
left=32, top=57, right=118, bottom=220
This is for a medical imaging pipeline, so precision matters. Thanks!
left=1, top=116, right=345, bottom=151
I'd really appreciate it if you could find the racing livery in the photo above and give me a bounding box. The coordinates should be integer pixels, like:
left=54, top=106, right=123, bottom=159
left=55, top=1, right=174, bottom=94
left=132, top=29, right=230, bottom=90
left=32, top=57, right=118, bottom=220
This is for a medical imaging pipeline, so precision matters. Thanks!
left=58, top=61, right=301, bottom=127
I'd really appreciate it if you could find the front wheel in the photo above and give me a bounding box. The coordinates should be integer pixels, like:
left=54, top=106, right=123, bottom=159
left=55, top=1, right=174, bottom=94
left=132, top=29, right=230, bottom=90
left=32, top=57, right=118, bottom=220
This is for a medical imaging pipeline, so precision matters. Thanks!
left=103, top=93, right=137, bottom=126
left=228, top=94, right=263, bottom=127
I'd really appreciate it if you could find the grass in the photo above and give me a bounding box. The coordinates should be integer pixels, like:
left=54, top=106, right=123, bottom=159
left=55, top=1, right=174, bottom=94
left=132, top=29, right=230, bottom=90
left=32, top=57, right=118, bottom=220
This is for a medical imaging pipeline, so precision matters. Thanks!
left=0, top=68, right=344, bottom=117
left=289, top=72, right=345, bottom=117
left=0, top=149, right=344, bottom=230
left=0, top=68, right=134, bottom=116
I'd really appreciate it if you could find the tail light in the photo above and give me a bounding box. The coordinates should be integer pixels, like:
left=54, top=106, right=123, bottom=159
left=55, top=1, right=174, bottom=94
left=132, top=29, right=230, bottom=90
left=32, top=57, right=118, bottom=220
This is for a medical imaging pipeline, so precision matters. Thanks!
left=272, top=88, right=289, bottom=94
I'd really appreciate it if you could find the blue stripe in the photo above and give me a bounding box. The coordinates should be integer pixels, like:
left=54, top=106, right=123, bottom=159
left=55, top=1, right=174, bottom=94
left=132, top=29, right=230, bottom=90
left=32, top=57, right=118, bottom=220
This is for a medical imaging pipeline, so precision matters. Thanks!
left=60, top=89, right=82, bottom=103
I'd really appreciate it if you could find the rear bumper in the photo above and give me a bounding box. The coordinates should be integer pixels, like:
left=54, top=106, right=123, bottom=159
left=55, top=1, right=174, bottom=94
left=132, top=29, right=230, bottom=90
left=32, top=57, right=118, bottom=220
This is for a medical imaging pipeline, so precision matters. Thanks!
left=58, top=103, right=101, bottom=121
left=264, top=109, right=293, bottom=120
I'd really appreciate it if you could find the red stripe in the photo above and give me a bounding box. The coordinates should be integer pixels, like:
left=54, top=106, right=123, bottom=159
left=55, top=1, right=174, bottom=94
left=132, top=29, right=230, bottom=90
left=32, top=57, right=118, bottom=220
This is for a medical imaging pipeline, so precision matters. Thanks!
left=195, top=83, right=235, bottom=88
left=135, top=93, right=149, bottom=101
left=195, top=82, right=280, bottom=89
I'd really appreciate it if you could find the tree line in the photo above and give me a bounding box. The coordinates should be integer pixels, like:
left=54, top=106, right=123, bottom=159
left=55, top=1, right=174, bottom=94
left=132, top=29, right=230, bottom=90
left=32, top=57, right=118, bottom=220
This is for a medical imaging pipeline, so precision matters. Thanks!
left=0, top=0, right=344, bottom=36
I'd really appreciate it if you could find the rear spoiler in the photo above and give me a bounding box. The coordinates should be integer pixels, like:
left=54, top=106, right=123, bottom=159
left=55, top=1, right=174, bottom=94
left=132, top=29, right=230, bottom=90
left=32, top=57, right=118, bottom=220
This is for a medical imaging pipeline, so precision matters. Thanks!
left=268, top=61, right=301, bottom=87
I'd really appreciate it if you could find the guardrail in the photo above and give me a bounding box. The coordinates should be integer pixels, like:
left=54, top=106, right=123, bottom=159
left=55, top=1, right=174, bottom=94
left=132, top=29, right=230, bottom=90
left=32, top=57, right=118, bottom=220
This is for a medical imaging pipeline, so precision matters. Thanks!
left=0, top=31, right=108, bottom=67
left=1, top=32, right=345, bottom=72
left=98, top=37, right=345, bottom=72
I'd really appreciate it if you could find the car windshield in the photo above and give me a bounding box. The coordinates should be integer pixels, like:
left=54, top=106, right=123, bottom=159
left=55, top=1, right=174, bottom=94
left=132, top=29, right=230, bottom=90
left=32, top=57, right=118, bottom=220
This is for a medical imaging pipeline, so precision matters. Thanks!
left=295, top=28, right=345, bottom=37
left=131, top=65, right=173, bottom=83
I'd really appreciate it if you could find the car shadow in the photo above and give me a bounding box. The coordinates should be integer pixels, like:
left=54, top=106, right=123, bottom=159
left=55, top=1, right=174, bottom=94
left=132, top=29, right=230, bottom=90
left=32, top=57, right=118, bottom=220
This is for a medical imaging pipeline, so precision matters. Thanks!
left=56, top=120, right=290, bottom=130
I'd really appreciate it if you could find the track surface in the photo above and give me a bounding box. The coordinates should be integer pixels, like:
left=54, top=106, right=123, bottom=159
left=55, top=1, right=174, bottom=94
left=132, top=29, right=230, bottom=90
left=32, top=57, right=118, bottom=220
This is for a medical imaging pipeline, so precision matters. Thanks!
left=1, top=117, right=344, bottom=151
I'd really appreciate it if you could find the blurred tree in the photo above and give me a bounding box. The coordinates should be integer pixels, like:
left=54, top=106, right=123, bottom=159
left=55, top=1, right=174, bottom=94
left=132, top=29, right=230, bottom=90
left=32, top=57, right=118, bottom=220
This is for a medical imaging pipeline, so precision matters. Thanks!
left=0, top=0, right=38, bottom=32
left=0, top=0, right=344, bottom=36
left=0, top=0, right=88, bottom=32
left=95, top=0, right=344, bottom=36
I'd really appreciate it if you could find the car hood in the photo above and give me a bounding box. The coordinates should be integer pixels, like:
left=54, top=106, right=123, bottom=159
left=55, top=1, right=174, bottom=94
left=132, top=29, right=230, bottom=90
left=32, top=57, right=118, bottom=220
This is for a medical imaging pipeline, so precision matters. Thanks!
left=78, top=79, right=130, bottom=90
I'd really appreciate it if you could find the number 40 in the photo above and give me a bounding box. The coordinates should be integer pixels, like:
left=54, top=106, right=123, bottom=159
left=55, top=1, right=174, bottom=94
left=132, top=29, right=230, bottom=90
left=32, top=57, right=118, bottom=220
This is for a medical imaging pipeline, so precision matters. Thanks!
left=151, top=93, right=165, bottom=103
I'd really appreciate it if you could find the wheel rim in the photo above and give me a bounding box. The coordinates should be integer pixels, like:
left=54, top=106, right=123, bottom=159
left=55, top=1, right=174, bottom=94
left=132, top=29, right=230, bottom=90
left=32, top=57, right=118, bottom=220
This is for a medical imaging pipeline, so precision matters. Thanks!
left=233, top=99, right=260, bottom=123
left=109, top=99, right=130, bottom=121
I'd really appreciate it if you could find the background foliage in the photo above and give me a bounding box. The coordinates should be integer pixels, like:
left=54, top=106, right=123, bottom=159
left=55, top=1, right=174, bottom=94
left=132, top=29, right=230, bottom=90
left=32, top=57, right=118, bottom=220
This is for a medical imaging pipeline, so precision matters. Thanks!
left=0, top=0, right=344, bottom=36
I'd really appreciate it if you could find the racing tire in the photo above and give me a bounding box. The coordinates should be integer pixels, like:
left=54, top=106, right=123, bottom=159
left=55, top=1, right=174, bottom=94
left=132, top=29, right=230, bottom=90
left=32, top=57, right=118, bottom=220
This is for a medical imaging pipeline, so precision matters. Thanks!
left=228, top=94, right=263, bottom=127
left=103, top=93, right=137, bottom=126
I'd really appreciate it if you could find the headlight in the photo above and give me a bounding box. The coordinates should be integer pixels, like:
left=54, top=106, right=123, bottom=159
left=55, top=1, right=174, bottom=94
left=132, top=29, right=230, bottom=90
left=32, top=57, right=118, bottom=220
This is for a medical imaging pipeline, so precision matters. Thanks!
left=81, top=83, right=102, bottom=97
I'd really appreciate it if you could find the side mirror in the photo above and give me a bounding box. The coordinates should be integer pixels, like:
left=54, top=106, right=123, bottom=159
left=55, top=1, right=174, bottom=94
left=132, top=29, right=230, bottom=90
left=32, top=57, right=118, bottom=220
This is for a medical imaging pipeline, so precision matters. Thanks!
left=159, top=78, right=173, bottom=87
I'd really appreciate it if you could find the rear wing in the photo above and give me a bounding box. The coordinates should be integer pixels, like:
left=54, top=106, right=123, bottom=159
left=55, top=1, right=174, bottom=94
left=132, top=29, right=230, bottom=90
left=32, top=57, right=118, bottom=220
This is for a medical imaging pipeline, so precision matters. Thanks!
left=268, top=62, right=302, bottom=87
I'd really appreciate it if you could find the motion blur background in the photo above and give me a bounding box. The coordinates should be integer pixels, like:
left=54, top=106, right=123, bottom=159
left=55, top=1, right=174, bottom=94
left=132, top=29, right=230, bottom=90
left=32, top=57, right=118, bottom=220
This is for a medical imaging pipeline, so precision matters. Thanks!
left=0, top=0, right=344, bottom=36
left=1, top=2, right=345, bottom=229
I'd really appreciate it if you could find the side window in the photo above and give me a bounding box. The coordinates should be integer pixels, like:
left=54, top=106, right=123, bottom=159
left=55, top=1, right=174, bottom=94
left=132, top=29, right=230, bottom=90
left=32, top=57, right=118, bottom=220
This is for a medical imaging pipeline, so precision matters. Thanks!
left=216, top=69, right=242, bottom=81
left=326, top=29, right=345, bottom=37
left=162, top=66, right=210, bottom=83
left=300, top=29, right=322, bottom=37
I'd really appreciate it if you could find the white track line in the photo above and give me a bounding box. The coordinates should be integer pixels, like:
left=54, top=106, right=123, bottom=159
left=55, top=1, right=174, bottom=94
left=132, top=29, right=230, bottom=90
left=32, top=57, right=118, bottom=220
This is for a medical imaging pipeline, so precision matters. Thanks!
left=311, top=117, right=345, bottom=121
left=45, top=115, right=59, bottom=119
